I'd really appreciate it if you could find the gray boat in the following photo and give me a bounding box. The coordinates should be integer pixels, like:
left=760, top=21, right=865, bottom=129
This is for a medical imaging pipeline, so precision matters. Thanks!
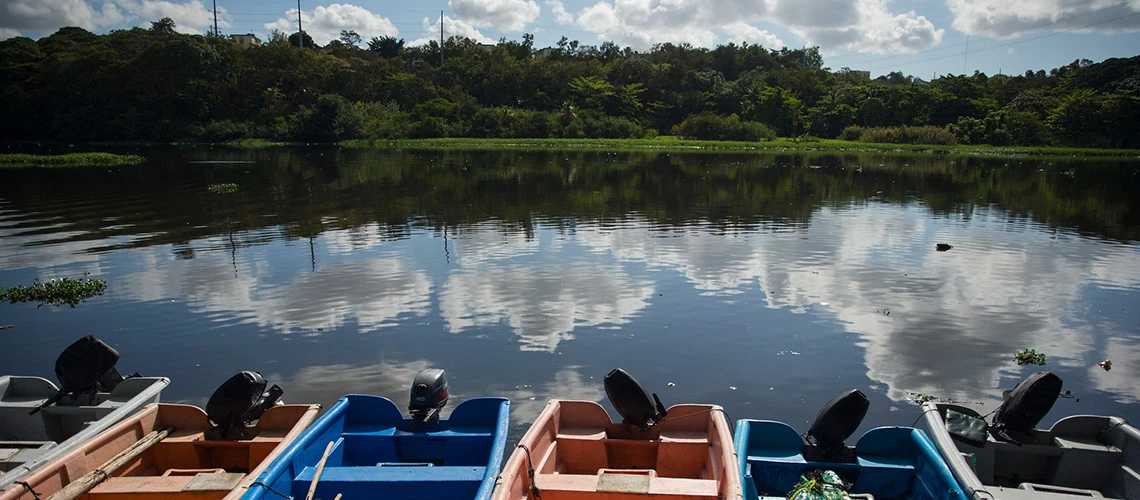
left=921, top=371, right=1139, bottom=500
left=0, top=336, right=169, bottom=489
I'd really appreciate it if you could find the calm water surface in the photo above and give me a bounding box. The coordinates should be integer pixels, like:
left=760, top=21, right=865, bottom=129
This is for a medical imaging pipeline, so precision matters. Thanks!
left=1, top=146, right=1138, bottom=440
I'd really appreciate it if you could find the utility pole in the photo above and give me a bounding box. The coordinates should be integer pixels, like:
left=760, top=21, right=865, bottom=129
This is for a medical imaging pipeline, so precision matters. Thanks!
left=963, top=36, right=969, bottom=74
left=440, top=11, right=444, bottom=66
left=297, top=0, right=303, bottom=48
left=212, top=0, right=218, bottom=36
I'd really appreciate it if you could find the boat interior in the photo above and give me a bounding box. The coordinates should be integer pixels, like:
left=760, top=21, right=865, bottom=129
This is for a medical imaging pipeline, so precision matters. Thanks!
left=2, top=403, right=318, bottom=500
left=507, top=400, right=736, bottom=500
left=266, top=395, right=507, bottom=500
left=737, top=420, right=961, bottom=500
left=0, top=376, right=164, bottom=472
left=931, top=404, right=1140, bottom=499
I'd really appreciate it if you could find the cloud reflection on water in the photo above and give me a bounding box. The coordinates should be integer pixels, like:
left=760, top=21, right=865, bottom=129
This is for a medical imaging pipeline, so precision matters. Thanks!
left=577, top=205, right=1140, bottom=405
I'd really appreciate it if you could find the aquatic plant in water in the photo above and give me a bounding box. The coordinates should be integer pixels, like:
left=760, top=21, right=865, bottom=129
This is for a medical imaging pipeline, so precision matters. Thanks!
left=1014, top=348, right=1047, bottom=366
left=0, top=274, right=108, bottom=307
left=207, top=183, right=240, bottom=193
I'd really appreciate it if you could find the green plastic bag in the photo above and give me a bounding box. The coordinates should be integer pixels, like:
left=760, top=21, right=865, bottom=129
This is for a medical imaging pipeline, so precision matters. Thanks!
left=787, top=470, right=850, bottom=500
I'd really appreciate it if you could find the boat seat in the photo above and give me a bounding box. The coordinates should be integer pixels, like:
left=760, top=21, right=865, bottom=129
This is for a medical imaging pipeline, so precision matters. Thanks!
left=90, top=471, right=247, bottom=497
left=533, top=470, right=720, bottom=499
left=1019, top=482, right=1103, bottom=497
left=292, top=465, right=486, bottom=500
left=856, top=455, right=916, bottom=470
left=1051, top=436, right=1123, bottom=489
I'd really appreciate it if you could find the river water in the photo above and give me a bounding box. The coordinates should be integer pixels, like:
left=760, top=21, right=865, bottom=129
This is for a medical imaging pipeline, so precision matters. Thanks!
left=1, top=146, right=1138, bottom=439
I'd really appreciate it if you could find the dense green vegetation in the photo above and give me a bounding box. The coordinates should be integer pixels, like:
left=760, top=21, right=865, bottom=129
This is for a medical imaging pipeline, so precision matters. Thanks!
left=0, top=153, right=144, bottom=167
left=0, top=275, right=108, bottom=307
left=1, top=21, right=1138, bottom=147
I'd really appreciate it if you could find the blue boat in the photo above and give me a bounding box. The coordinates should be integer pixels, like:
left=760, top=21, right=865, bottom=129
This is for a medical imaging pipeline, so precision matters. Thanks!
left=734, top=390, right=968, bottom=500
left=242, top=370, right=509, bottom=500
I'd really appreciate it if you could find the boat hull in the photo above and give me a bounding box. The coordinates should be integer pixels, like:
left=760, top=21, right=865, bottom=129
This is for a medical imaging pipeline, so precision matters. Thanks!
left=921, top=402, right=1140, bottom=500
left=493, top=400, right=743, bottom=500
left=0, top=375, right=170, bottom=489
left=242, top=394, right=510, bottom=500
left=735, top=419, right=968, bottom=500
left=0, top=402, right=319, bottom=500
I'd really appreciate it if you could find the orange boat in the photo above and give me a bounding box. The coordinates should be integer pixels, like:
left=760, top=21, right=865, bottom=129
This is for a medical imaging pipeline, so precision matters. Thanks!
left=493, top=369, right=742, bottom=500
left=1, top=373, right=320, bottom=500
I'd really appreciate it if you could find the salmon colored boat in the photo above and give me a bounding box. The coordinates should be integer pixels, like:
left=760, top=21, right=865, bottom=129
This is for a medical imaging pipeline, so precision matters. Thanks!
left=0, top=372, right=319, bottom=500
left=493, top=369, right=743, bottom=500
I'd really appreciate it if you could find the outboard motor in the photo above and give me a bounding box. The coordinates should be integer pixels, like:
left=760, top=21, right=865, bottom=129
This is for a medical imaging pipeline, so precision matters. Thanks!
left=410, top=369, right=449, bottom=429
left=30, top=335, right=132, bottom=415
left=604, top=368, right=667, bottom=431
left=804, top=389, right=869, bottom=460
left=990, top=371, right=1062, bottom=442
left=206, top=371, right=284, bottom=440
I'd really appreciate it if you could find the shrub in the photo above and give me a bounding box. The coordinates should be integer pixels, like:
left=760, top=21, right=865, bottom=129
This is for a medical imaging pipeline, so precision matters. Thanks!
left=839, top=125, right=957, bottom=145
left=675, top=113, right=775, bottom=142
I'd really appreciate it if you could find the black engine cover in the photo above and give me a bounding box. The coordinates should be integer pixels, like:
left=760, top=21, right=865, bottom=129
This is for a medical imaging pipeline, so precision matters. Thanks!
left=604, top=368, right=666, bottom=430
left=992, top=371, right=1062, bottom=434
left=807, top=389, right=869, bottom=451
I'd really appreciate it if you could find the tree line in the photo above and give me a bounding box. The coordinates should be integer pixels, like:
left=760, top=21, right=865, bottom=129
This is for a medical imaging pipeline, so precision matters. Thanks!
left=1, top=19, right=1138, bottom=147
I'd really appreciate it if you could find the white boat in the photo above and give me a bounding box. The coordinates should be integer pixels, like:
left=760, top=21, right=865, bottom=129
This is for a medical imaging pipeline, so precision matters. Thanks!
left=0, top=336, right=169, bottom=489
left=921, top=371, right=1139, bottom=500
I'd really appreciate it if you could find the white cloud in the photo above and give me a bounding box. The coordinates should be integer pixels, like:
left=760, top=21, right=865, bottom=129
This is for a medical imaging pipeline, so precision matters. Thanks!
left=115, top=0, right=223, bottom=34
left=0, top=0, right=124, bottom=36
left=548, top=0, right=575, bottom=24
left=264, top=3, right=397, bottom=45
left=451, top=0, right=540, bottom=32
left=410, top=15, right=495, bottom=45
left=721, top=21, right=785, bottom=48
left=947, top=0, right=1140, bottom=38
left=793, top=0, right=943, bottom=54
left=561, top=0, right=942, bottom=53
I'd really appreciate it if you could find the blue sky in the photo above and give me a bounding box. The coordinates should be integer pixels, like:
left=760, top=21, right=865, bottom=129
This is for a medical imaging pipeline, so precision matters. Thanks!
left=2, top=0, right=1138, bottom=78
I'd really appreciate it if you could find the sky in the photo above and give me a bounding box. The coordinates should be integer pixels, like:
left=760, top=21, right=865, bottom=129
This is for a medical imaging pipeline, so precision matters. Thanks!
left=1, top=0, right=1139, bottom=78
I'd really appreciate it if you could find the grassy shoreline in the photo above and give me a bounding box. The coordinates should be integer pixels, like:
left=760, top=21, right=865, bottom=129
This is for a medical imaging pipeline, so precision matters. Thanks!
left=339, top=137, right=1140, bottom=159
left=0, top=152, right=145, bottom=167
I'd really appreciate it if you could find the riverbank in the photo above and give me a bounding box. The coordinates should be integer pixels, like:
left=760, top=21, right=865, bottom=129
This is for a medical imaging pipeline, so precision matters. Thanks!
left=0, top=153, right=145, bottom=167
left=337, top=137, right=1140, bottom=159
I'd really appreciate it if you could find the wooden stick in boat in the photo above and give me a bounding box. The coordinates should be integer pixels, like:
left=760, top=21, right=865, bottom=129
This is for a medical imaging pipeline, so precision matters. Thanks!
left=48, top=427, right=173, bottom=500
left=305, top=441, right=335, bottom=500
left=333, top=495, right=343, bottom=500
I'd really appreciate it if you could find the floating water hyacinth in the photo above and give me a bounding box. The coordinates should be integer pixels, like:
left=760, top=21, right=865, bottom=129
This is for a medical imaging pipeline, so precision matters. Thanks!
left=207, top=183, right=240, bottom=194
left=1014, top=348, right=1047, bottom=366
left=0, top=274, right=108, bottom=308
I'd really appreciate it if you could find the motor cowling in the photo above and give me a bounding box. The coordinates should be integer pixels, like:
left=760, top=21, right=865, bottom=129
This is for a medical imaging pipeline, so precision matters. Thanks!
left=991, top=371, right=1062, bottom=437
left=206, top=371, right=284, bottom=440
left=30, top=335, right=128, bottom=415
left=604, top=368, right=667, bottom=431
left=410, top=369, right=448, bottom=428
left=806, top=389, right=869, bottom=453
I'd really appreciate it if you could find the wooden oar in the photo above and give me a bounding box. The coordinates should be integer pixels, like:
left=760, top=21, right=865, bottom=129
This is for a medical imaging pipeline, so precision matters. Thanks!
left=48, top=427, right=172, bottom=500
left=305, top=441, right=335, bottom=500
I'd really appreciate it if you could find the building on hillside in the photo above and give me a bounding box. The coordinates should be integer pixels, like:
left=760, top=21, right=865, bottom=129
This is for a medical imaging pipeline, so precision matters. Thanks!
left=230, top=34, right=262, bottom=48
left=534, top=47, right=558, bottom=59
left=477, top=43, right=496, bottom=53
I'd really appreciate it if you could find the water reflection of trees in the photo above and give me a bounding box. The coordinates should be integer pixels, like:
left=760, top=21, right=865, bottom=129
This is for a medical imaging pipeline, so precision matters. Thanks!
left=0, top=147, right=1136, bottom=256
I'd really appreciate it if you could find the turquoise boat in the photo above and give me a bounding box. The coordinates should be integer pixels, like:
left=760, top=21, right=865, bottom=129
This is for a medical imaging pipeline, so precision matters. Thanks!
left=734, top=390, right=968, bottom=500
left=242, top=370, right=510, bottom=500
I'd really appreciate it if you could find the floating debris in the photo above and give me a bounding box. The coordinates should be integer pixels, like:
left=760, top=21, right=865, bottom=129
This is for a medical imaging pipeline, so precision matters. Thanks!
left=667, top=382, right=676, bottom=387
left=0, top=324, right=13, bottom=330
left=1015, top=348, right=1047, bottom=366
left=776, top=350, right=801, bottom=356
left=1097, top=359, right=1112, bottom=371
left=729, top=386, right=737, bottom=391
left=207, top=183, right=240, bottom=194
left=936, top=243, right=953, bottom=251
left=0, top=274, right=107, bottom=308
